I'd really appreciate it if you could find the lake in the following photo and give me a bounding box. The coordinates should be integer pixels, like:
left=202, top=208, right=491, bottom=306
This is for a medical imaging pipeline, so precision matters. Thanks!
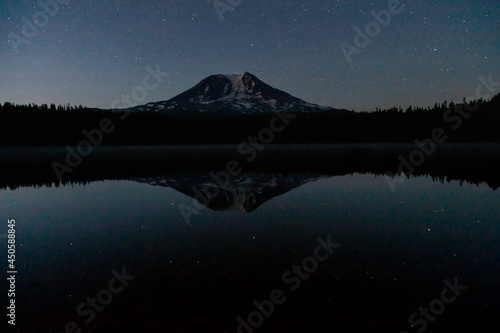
left=0, top=144, right=499, bottom=332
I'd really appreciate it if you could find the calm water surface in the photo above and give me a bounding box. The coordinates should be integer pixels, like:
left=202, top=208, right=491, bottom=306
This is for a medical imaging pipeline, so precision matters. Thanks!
left=0, top=145, right=499, bottom=332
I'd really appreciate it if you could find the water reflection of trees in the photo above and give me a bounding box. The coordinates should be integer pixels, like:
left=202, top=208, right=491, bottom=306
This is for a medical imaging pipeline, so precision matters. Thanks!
left=1, top=145, right=498, bottom=193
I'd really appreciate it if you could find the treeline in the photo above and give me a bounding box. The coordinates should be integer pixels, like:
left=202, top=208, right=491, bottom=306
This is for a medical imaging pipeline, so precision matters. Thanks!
left=0, top=94, right=499, bottom=146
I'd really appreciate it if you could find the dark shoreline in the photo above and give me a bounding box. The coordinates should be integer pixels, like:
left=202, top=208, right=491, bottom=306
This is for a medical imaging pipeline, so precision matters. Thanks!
left=1, top=93, right=499, bottom=146
left=1, top=143, right=499, bottom=191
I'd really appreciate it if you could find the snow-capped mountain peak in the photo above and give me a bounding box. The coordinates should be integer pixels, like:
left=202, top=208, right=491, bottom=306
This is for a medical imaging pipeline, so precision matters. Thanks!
left=131, top=72, right=341, bottom=114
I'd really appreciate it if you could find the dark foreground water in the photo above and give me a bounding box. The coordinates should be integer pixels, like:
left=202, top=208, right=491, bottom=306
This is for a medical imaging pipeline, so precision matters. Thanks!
left=0, top=144, right=499, bottom=332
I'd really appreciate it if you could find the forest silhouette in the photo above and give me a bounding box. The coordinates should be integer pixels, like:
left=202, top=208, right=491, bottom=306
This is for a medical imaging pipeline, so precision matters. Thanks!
left=0, top=93, right=499, bottom=146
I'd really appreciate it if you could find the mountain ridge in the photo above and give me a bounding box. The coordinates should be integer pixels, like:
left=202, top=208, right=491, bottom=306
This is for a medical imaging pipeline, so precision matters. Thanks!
left=130, top=72, right=348, bottom=114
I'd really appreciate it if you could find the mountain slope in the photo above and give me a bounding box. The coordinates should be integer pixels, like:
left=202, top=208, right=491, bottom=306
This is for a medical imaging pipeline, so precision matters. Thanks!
left=131, top=72, right=345, bottom=114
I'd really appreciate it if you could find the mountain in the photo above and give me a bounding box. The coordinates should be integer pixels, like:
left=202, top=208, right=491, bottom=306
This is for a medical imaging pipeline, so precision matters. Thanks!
left=130, top=72, right=347, bottom=114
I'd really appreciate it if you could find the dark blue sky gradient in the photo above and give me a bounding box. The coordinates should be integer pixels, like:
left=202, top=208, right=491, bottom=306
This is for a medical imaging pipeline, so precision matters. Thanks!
left=0, top=0, right=499, bottom=111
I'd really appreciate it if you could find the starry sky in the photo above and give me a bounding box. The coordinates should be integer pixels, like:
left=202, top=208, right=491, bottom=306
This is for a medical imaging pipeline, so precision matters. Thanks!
left=0, top=0, right=499, bottom=111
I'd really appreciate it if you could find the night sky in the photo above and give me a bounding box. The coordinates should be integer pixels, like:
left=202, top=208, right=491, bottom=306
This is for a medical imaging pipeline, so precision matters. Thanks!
left=0, top=0, right=499, bottom=111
